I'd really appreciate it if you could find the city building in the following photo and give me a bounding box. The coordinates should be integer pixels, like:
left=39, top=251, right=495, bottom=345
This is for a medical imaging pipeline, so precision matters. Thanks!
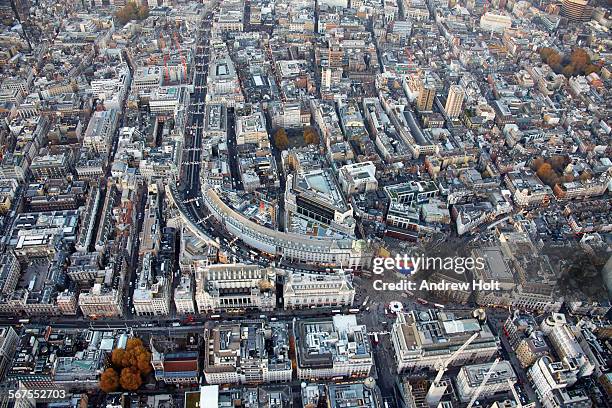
left=285, top=169, right=355, bottom=236
left=203, top=320, right=291, bottom=384
left=174, top=275, right=196, bottom=315
left=283, top=271, right=355, bottom=309
left=391, top=309, right=498, bottom=372
left=294, top=315, right=373, bottom=380
left=195, top=264, right=276, bottom=312
left=151, top=334, right=200, bottom=385
left=200, top=187, right=372, bottom=268
left=133, top=253, right=172, bottom=316
left=338, top=162, right=378, bottom=196
left=0, top=326, right=19, bottom=381
left=480, top=13, right=513, bottom=32
left=456, top=361, right=517, bottom=402
left=528, top=356, right=591, bottom=408
left=561, top=0, right=593, bottom=22
left=444, top=85, right=465, bottom=119
left=78, top=284, right=123, bottom=318
left=82, top=109, right=119, bottom=154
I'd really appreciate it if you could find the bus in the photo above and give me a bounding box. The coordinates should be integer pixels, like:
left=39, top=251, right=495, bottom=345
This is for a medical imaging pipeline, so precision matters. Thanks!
left=348, top=308, right=360, bottom=314
left=372, top=332, right=379, bottom=345
left=210, top=314, right=220, bottom=319
left=331, top=309, right=341, bottom=314
left=18, top=319, right=30, bottom=324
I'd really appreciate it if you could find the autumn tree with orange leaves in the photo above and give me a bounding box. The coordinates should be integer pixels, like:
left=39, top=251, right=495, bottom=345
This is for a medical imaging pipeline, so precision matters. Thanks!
left=99, top=368, right=120, bottom=393
left=99, top=337, right=152, bottom=393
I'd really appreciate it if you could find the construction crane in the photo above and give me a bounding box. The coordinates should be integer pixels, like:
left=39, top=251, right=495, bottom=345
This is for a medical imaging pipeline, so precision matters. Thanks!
left=173, top=32, right=188, bottom=80
left=466, top=357, right=501, bottom=408
left=159, top=32, right=171, bottom=84
left=426, top=332, right=479, bottom=407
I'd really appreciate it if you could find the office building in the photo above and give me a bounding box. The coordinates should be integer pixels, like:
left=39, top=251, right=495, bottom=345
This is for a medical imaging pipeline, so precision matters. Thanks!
left=391, top=309, right=498, bottom=372
left=480, top=13, right=513, bottom=32
left=203, top=321, right=291, bottom=384
left=0, top=326, right=19, bottom=381
left=174, top=275, right=195, bottom=315
left=283, top=271, right=355, bottom=309
left=417, top=78, right=436, bottom=111
left=561, top=0, right=593, bottom=22
left=528, top=356, right=591, bottom=408
left=83, top=109, right=119, bottom=154
left=456, top=361, right=517, bottom=402
left=78, top=284, right=123, bottom=318
left=444, top=85, right=465, bottom=118
left=294, top=315, right=373, bottom=380
left=338, top=162, right=378, bottom=196
left=151, top=334, right=200, bottom=385
left=195, top=264, right=276, bottom=312
left=133, top=253, right=172, bottom=317
left=0, top=251, right=20, bottom=295
left=285, top=169, right=355, bottom=236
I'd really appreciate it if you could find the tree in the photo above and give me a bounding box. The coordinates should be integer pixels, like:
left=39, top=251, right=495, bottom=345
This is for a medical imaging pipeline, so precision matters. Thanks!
left=547, top=52, right=562, bottom=68
left=539, top=47, right=554, bottom=61
left=137, top=5, right=149, bottom=20
left=111, top=349, right=128, bottom=368
left=102, top=337, right=152, bottom=393
left=532, top=157, right=545, bottom=171
left=136, top=350, right=153, bottom=375
left=536, top=163, right=556, bottom=185
left=115, top=2, right=148, bottom=25
left=274, top=128, right=289, bottom=150
left=550, top=155, right=568, bottom=172
left=99, top=368, right=120, bottom=393
left=569, top=48, right=590, bottom=72
left=303, top=127, right=320, bottom=145
left=584, top=64, right=600, bottom=75
left=120, top=367, right=143, bottom=391
left=126, top=338, right=144, bottom=351
left=562, top=64, right=576, bottom=78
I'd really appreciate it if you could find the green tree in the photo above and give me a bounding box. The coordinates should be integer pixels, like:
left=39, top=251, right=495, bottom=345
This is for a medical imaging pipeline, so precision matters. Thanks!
left=274, top=128, right=289, bottom=150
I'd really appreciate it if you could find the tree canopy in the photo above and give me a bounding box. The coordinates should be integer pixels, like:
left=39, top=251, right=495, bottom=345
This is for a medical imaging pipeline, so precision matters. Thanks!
left=274, top=128, right=289, bottom=150
left=99, top=337, right=152, bottom=393
left=115, top=2, right=149, bottom=25
left=531, top=156, right=573, bottom=187
left=99, top=368, right=120, bottom=393
left=539, top=47, right=600, bottom=78
left=303, top=127, right=320, bottom=145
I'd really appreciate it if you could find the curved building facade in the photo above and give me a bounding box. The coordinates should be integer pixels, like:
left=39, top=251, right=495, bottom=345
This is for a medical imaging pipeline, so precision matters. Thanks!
left=202, top=187, right=372, bottom=268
